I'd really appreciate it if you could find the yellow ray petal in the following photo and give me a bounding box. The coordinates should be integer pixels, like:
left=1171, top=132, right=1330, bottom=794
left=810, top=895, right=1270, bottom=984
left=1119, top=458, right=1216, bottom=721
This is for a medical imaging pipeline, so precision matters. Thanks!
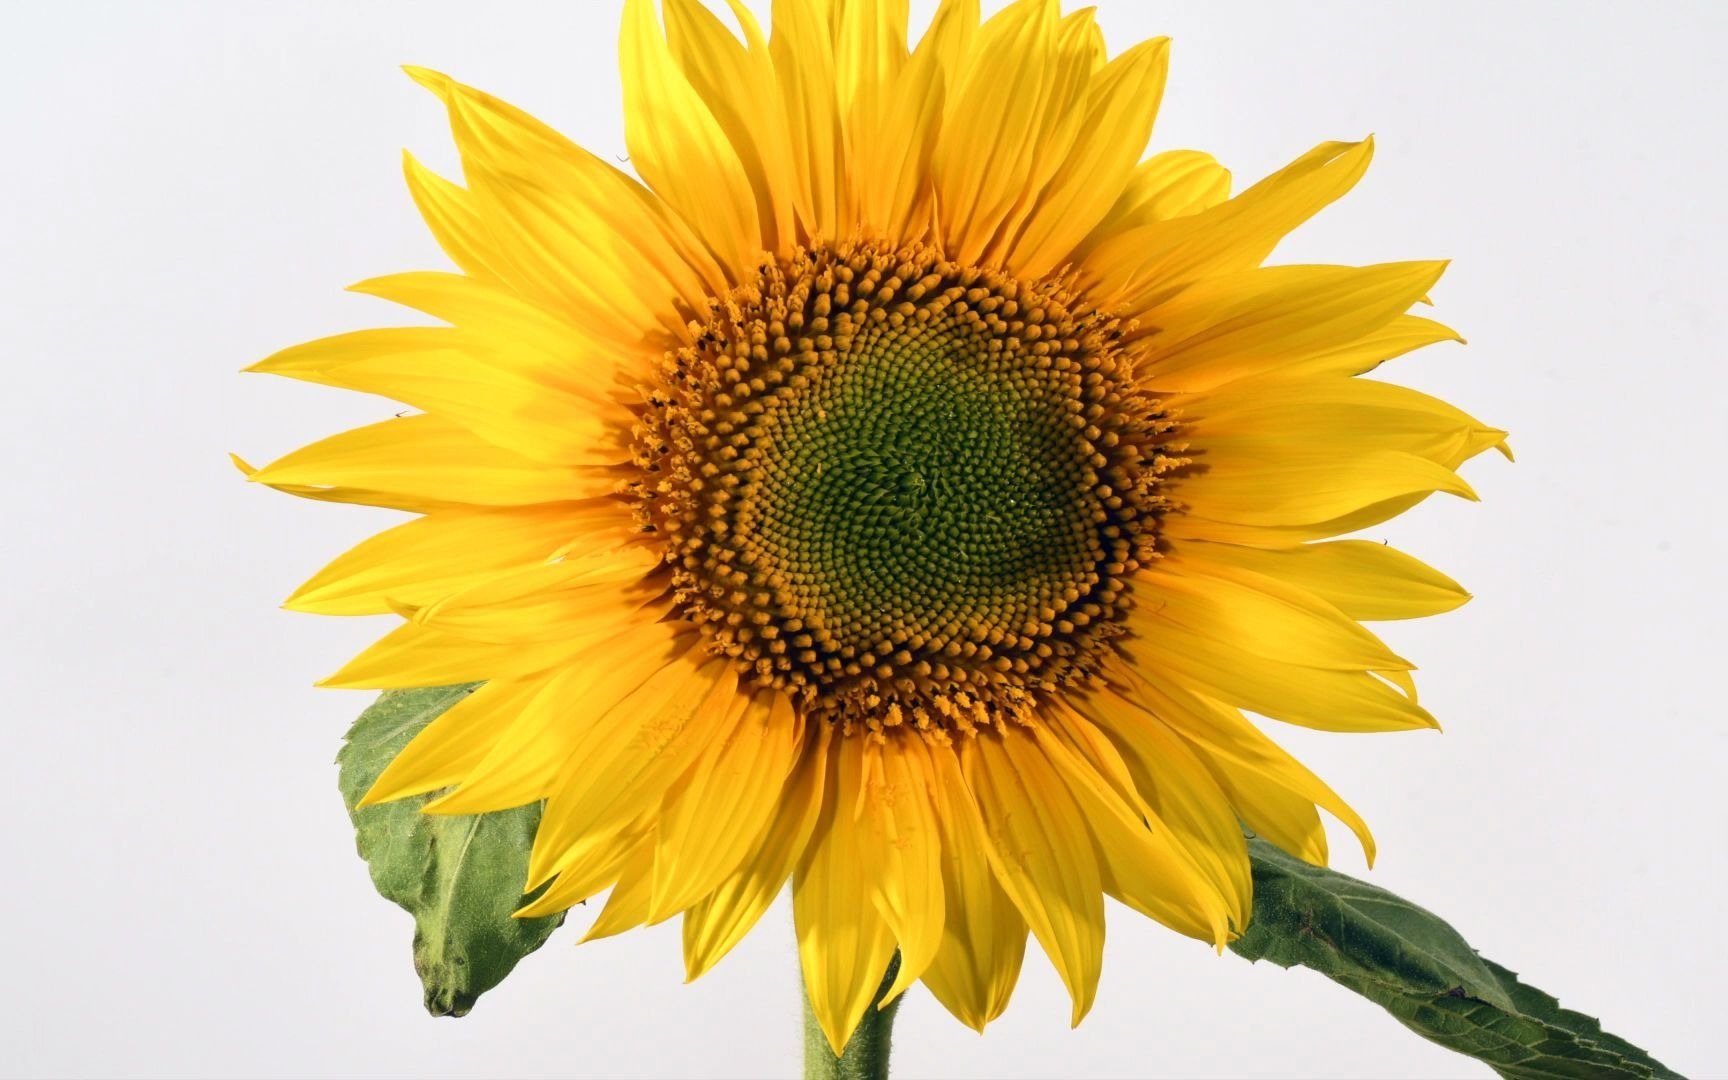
left=232, top=452, right=453, bottom=516
left=918, top=745, right=1027, bottom=1033
left=1135, top=558, right=1416, bottom=673
left=526, top=654, right=744, bottom=887
left=422, top=617, right=694, bottom=815
left=1135, top=261, right=1449, bottom=387
left=1176, top=373, right=1511, bottom=465
left=977, top=5, right=1104, bottom=268
left=794, top=734, right=899, bottom=1055
left=406, top=67, right=725, bottom=345
left=250, top=330, right=634, bottom=467
left=931, top=0, right=1059, bottom=265
left=859, top=731, right=945, bottom=1003
left=912, top=0, right=980, bottom=80
left=247, top=327, right=451, bottom=387
left=401, top=150, right=503, bottom=283
left=513, top=821, right=646, bottom=919
left=1083, top=138, right=1373, bottom=312
left=248, top=414, right=623, bottom=509
left=683, top=722, right=830, bottom=981
left=1118, top=615, right=1437, bottom=734
left=1114, top=665, right=1374, bottom=864
left=1276, top=313, right=1464, bottom=379
left=771, top=0, right=846, bottom=239
left=649, top=688, right=803, bottom=922
left=346, top=273, right=612, bottom=392
left=581, top=841, right=657, bottom=943
left=847, top=14, right=944, bottom=240
left=1162, top=485, right=1459, bottom=548
left=1172, top=447, right=1477, bottom=529
left=962, top=725, right=1105, bottom=1026
left=1007, top=35, right=1171, bottom=279
left=831, top=0, right=914, bottom=237
left=318, top=620, right=589, bottom=690
left=833, top=0, right=910, bottom=114
left=1179, top=539, right=1470, bottom=622
left=284, top=502, right=633, bottom=616
left=1229, top=779, right=1330, bottom=865
left=406, top=544, right=661, bottom=644
left=358, top=682, right=511, bottom=805
left=1080, top=149, right=1232, bottom=253
left=621, top=0, right=764, bottom=277
left=663, top=0, right=798, bottom=257
left=1059, top=693, right=1252, bottom=929
left=1030, top=706, right=1234, bottom=945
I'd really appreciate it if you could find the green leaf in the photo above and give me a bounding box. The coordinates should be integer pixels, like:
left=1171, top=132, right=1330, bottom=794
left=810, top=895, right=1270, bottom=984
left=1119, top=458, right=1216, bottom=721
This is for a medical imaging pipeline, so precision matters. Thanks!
left=1232, top=838, right=1679, bottom=1079
left=335, top=685, right=563, bottom=1017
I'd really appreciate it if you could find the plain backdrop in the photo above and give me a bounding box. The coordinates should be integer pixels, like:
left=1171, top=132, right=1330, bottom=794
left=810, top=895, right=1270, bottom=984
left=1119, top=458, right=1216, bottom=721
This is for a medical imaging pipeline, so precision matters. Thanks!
left=2, top=1, right=1724, bottom=1077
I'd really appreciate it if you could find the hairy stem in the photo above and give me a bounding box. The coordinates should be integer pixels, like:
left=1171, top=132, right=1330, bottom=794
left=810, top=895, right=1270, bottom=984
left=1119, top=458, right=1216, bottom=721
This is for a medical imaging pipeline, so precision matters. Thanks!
left=802, top=952, right=903, bottom=1080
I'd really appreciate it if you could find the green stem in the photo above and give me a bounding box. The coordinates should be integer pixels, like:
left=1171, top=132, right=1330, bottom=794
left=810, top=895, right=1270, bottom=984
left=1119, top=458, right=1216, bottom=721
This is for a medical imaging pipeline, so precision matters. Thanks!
left=802, top=952, right=903, bottom=1080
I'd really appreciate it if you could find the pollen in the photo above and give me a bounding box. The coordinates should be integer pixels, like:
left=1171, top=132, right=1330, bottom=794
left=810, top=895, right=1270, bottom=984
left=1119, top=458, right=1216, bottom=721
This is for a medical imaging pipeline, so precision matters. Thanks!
left=633, top=241, right=1183, bottom=728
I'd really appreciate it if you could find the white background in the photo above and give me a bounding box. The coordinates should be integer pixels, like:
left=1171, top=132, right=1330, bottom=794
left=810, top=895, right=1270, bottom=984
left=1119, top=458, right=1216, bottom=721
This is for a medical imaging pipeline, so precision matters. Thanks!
left=3, top=1, right=1724, bottom=1077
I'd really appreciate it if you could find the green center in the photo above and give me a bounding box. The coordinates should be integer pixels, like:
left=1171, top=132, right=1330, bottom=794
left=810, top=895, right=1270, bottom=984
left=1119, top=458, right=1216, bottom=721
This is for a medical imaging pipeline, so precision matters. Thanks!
left=742, top=317, right=1104, bottom=654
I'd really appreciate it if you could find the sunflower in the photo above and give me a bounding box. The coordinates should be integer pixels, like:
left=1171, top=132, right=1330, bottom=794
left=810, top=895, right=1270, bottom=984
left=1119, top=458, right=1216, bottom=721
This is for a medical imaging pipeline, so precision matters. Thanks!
left=243, top=0, right=1505, bottom=1054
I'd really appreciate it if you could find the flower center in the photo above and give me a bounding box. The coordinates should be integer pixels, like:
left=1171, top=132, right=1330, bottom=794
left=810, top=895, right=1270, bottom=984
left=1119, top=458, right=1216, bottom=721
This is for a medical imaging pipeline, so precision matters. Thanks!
left=633, top=242, right=1179, bottom=730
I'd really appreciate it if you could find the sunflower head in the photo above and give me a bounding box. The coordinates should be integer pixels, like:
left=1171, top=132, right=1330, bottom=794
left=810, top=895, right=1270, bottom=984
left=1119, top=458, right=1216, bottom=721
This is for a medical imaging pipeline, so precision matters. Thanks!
left=245, top=0, right=1504, bottom=1055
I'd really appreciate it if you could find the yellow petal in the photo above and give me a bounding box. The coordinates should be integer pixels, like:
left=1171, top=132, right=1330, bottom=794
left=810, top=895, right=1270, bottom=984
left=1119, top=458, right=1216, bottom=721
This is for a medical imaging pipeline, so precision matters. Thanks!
left=980, top=6, right=1105, bottom=259
left=794, top=735, right=899, bottom=1055
left=581, top=841, right=657, bottom=943
left=347, top=272, right=612, bottom=392
left=1135, top=558, right=1416, bottom=673
left=649, top=688, right=803, bottom=922
left=962, top=725, right=1104, bottom=1026
left=1172, top=446, right=1478, bottom=529
left=832, top=0, right=909, bottom=119
left=250, top=329, right=634, bottom=467
left=1007, top=36, right=1171, bottom=279
left=1276, top=313, right=1463, bottom=379
left=525, top=653, right=743, bottom=886
left=621, top=0, right=764, bottom=276
left=663, top=0, right=798, bottom=256
left=1137, top=261, right=1449, bottom=388
left=1080, top=149, right=1232, bottom=254
left=1116, top=666, right=1374, bottom=864
left=931, top=0, right=1060, bottom=265
left=917, top=745, right=1027, bottom=1032
left=248, top=327, right=451, bottom=387
left=1059, top=694, right=1251, bottom=929
left=770, top=0, right=846, bottom=239
left=1083, top=138, right=1373, bottom=313
left=401, top=150, right=503, bottom=283
left=406, top=67, right=724, bottom=347
left=1178, top=373, right=1510, bottom=466
left=359, top=682, right=510, bottom=804
left=513, top=821, right=646, bottom=918
left=248, top=414, right=622, bottom=508
left=422, top=617, right=695, bottom=816
left=859, top=732, right=946, bottom=1003
left=284, top=503, right=633, bottom=616
left=318, top=620, right=589, bottom=690
left=1031, top=706, right=1234, bottom=945
left=406, top=544, right=660, bottom=644
left=232, top=451, right=451, bottom=516
left=846, top=12, right=944, bottom=240
left=683, top=722, right=830, bottom=980
left=1118, top=615, right=1437, bottom=734
left=1180, top=539, right=1470, bottom=622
